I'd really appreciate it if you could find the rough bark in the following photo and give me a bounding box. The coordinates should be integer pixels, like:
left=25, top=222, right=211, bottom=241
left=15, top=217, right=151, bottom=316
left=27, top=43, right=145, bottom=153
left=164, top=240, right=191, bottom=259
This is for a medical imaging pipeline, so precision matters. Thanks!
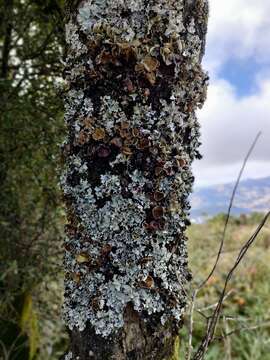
left=62, top=0, right=208, bottom=359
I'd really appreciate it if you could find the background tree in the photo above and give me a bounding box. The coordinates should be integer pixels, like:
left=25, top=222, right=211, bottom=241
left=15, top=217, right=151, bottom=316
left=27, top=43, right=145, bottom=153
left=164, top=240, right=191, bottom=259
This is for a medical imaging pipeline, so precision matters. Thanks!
left=62, top=0, right=208, bottom=359
left=0, top=1, right=66, bottom=358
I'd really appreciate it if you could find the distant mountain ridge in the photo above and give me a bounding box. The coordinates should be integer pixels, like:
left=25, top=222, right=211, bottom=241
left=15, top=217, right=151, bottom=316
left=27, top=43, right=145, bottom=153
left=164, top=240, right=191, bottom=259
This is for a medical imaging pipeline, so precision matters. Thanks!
left=190, top=176, right=270, bottom=222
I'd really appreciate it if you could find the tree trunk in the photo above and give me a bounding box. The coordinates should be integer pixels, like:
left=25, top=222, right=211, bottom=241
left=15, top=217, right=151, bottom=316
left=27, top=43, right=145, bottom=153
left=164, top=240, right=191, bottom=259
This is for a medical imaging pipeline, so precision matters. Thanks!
left=62, top=0, right=208, bottom=359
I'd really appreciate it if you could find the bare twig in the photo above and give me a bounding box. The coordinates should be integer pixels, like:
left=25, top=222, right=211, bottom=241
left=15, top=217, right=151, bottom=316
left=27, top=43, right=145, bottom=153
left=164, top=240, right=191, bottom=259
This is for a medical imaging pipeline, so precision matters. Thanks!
left=199, top=132, right=262, bottom=289
left=223, top=316, right=232, bottom=360
left=187, top=289, right=199, bottom=360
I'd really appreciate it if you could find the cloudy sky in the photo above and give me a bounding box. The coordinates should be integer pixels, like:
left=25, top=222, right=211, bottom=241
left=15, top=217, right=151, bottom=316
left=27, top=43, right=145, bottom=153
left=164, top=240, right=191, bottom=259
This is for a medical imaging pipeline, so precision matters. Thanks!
left=193, top=0, right=270, bottom=187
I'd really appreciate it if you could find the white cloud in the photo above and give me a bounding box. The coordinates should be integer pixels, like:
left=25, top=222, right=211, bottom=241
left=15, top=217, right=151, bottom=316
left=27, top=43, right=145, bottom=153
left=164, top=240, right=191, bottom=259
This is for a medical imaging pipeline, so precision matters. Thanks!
left=193, top=0, right=270, bottom=187
left=193, top=160, right=270, bottom=187
left=205, top=0, right=270, bottom=74
left=193, top=78, right=270, bottom=187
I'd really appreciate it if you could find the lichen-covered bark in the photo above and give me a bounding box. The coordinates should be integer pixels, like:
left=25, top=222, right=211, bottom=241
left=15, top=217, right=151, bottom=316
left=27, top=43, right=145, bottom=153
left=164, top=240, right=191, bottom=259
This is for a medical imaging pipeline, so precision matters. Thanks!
left=61, top=0, right=208, bottom=359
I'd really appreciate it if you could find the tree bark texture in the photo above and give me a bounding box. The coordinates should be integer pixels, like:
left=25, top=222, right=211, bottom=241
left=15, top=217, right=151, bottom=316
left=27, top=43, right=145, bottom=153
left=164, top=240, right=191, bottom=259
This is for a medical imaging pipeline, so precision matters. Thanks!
left=62, top=0, right=208, bottom=359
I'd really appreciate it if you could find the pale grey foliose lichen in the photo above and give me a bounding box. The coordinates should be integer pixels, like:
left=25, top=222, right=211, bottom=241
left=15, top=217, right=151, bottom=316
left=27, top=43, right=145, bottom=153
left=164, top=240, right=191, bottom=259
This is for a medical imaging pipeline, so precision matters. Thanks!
left=62, top=0, right=208, bottom=337
left=65, top=351, right=73, bottom=360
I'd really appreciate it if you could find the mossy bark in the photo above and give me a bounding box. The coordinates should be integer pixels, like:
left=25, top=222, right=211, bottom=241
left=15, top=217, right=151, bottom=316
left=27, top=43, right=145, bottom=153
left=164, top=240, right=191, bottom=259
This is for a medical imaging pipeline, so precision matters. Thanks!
left=63, top=0, right=208, bottom=359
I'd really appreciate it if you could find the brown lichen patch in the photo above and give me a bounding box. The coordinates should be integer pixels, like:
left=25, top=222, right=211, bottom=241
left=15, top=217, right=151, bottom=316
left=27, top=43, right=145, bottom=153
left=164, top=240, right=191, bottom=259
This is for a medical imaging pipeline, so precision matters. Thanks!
left=71, top=272, right=81, bottom=284
left=153, top=191, right=165, bottom=202
left=75, top=130, right=91, bottom=146
left=152, top=206, right=164, bottom=220
left=81, top=116, right=95, bottom=129
left=76, top=253, right=91, bottom=264
left=141, top=56, right=160, bottom=72
left=140, top=275, right=154, bottom=289
left=92, top=127, right=106, bottom=141
left=122, top=146, right=133, bottom=156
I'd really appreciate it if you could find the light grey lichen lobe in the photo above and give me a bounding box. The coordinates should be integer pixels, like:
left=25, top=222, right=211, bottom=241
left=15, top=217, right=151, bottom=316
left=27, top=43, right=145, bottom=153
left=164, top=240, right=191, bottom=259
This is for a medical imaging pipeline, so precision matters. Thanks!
left=65, top=351, right=73, bottom=360
left=62, top=0, right=208, bottom=337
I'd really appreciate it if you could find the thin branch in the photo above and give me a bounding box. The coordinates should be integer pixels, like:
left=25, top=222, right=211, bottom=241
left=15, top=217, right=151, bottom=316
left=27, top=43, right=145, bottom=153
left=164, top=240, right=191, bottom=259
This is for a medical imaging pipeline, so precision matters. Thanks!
left=222, top=316, right=232, bottom=360
left=198, top=132, right=262, bottom=289
left=187, top=289, right=198, bottom=360
left=0, top=340, right=8, bottom=360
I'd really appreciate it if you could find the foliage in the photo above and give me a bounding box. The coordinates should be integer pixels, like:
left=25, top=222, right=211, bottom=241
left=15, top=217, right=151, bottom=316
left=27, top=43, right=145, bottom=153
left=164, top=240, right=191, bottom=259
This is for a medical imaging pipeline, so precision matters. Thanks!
left=0, top=0, right=67, bottom=358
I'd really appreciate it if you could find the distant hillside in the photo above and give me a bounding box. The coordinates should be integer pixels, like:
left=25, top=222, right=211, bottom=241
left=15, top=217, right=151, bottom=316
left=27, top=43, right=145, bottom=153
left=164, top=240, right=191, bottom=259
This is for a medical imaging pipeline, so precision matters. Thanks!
left=190, top=176, right=270, bottom=222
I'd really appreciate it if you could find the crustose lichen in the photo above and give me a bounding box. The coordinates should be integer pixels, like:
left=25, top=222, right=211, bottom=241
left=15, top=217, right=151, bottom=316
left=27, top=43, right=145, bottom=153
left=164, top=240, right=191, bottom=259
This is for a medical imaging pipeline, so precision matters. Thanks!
left=62, top=0, right=208, bottom=338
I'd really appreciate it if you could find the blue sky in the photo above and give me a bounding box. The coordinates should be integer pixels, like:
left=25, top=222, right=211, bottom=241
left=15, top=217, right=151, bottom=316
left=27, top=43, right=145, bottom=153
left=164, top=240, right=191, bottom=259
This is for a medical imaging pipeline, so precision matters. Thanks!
left=193, top=0, right=270, bottom=187
left=219, top=58, right=261, bottom=98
